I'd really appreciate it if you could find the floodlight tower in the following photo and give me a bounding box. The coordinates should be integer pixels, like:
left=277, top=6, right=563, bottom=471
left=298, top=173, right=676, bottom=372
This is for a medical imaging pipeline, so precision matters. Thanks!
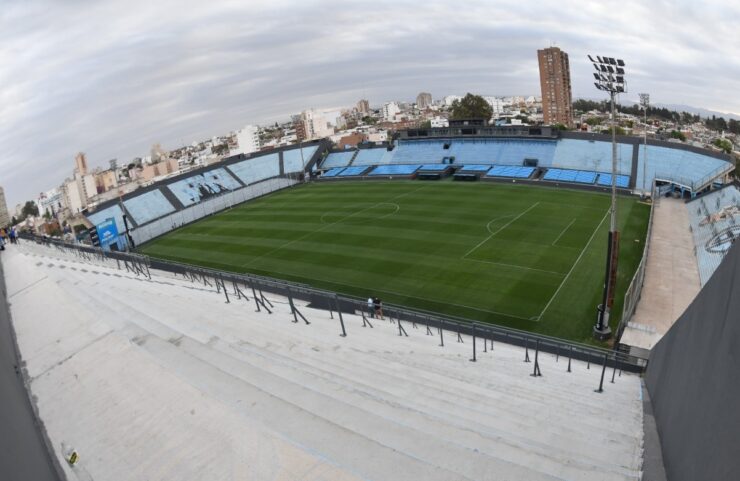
left=639, top=93, right=650, bottom=194
left=588, top=54, right=627, bottom=341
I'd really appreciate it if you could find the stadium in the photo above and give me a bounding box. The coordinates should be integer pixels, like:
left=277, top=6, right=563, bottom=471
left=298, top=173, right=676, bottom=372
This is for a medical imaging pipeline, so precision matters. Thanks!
left=3, top=124, right=739, bottom=480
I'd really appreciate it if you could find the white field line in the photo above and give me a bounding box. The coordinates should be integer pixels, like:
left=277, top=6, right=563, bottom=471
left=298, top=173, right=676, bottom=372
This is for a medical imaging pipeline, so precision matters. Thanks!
left=536, top=209, right=610, bottom=321
left=463, top=258, right=564, bottom=276
left=462, top=202, right=540, bottom=259
left=242, top=185, right=427, bottom=267
left=552, top=218, right=577, bottom=246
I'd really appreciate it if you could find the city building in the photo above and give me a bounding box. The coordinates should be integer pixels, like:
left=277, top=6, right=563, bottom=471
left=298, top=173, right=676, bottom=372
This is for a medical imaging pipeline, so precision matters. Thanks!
left=235, top=124, right=261, bottom=155
left=356, top=99, right=370, bottom=115
left=382, top=102, right=400, bottom=121
left=75, top=152, right=88, bottom=175
left=430, top=116, right=449, bottom=128
left=94, top=169, right=119, bottom=194
left=0, top=186, right=10, bottom=227
left=416, top=92, right=432, bottom=109
left=443, top=95, right=462, bottom=107
left=300, top=109, right=336, bottom=140
left=37, top=188, right=63, bottom=218
left=537, top=46, right=573, bottom=127
left=336, top=132, right=368, bottom=149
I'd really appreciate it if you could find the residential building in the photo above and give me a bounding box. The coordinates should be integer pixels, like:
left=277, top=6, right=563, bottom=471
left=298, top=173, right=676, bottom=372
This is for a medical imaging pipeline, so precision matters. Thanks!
left=382, top=102, right=400, bottom=122
left=537, top=46, right=573, bottom=127
left=416, top=92, right=432, bottom=109
left=94, top=169, right=119, bottom=194
left=38, top=188, right=63, bottom=218
left=235, top=124, right=260, bottom=155
left=443, top=95, right=462, bottom=107
left=300, top=109, right=335, bottom=140
left=0, top=186, right=9, bottom=227
left=356, top=99, right=370, bottom=115
left=336, top=132, right=368, bottom=149
left=75, top=152, right=88, bottom=175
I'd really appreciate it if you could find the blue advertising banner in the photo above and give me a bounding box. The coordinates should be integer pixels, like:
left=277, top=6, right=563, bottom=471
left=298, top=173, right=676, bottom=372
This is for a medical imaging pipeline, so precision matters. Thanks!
left=96, top=218, right=119, bottom=248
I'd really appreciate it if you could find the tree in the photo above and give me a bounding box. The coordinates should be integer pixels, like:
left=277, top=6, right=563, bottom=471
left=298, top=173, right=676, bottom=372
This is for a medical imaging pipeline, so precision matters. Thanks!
left=20, top=201, right=39, bottom=219
left=43, top=208, right=51, bottom=220
left=713, top=138, right=733, bottom=154
left=601, top=126, right=626, bottom=136
left=552, top=123, right=569, bottom=131
left=418, top=120, right=432, bottom=129
left=10, top=216, right=17, bottom=226
left=669, top=130, right=687, bottom=142
left=449, top=93, right=493, bottom=121
left=362, top=116, right=377, bottom=125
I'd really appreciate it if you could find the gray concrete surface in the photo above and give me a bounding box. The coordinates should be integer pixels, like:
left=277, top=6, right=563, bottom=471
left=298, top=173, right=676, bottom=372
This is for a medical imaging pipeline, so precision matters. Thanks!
left=0, top=251, right=63, bottom=481
left=621, top=197, right=701, bottom=350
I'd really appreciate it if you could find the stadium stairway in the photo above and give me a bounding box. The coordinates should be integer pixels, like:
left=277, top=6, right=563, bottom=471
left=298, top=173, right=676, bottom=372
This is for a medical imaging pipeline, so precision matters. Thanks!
left=5, top=246, right=644, bottom=481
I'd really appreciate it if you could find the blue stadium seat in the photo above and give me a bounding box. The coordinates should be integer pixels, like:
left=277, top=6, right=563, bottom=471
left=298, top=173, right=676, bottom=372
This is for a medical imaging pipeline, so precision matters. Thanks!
left=369, top=165, right=420, bottom=176
left=322, top=151, right=356, bottom=169
left=552, top=139, right=632, bottom=173
left=353, top=149, right=392, bottom=165
left=487, top=165, right=535, bottom=179
left=543, top=168, right=600, bottom=185
left=166, top=168, right=242, bottom=207
left=449, top=139, right=557, bottom=165
left=687, top=186, right=740, bottom=285
left=124, top=190, right=176, bottom=225
left=597, top=173, right=630, bottom=188
left=322, top=167, right=345, bottom=177
left=636, top=145, right=733, bottom=192
left=337, top=166, right=369, bottom=176
left=227, top=153, right=280, bottom=186
left=283, top=145, right=319, bottom=172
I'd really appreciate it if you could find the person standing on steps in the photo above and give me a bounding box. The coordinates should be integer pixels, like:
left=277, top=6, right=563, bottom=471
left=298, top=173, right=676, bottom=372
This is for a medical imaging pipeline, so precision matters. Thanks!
left=367, top=297, right=374, bottom=318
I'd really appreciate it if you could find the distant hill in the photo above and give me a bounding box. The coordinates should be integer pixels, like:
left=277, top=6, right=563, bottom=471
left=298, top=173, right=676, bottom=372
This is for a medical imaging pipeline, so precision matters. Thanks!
left=653, top=104, right=740, bottom=121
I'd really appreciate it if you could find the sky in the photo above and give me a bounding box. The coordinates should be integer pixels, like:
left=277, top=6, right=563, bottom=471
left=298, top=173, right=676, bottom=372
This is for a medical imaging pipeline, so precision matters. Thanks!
left=1, top=0, right=739, bottom=207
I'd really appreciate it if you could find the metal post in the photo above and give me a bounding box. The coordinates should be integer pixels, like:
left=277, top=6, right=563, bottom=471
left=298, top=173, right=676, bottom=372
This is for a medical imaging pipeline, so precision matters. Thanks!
left=470, top=323, right=477, bottom=362
left=439, top=326, right=444, bottom=347
left=595, top=354, right=608, bottom=393
left=456, top=323, right=463, bottom=343
left=567, top=345, right=572, bottom=373
left=611, top=355, right=618, bottom=383
left=524, top=338, right=531, bottom=363
left=531, top=340, right=542, bottom=377
left=336, top=295, right=346, bottom=337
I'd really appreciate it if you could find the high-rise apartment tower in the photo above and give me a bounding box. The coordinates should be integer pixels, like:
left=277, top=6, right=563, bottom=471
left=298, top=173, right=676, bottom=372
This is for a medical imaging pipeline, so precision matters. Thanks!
left=537, top=47, right=573, bottom=127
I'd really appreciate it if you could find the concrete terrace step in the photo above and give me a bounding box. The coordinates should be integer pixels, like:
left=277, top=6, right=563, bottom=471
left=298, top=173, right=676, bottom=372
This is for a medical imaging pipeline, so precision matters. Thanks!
left=57, top=262, right=642, bottom=479
left=57, top=272, right=538, bottom=481
left=13, top=249, right=645, bottom=480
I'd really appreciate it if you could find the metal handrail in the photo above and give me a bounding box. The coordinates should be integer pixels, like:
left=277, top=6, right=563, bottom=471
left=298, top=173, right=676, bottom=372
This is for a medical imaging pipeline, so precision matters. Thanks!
left=20, top=234, right=650, bottom=373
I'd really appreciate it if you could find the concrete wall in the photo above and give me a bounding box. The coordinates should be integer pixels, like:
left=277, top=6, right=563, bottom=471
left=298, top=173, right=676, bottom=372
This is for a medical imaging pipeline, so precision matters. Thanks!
left=645, top=241, right=740, bottom=481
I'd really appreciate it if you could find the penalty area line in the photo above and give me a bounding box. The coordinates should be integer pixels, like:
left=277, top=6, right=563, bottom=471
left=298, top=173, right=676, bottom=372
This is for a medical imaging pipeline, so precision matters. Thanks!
left=536, top=208, right=609, bottom=321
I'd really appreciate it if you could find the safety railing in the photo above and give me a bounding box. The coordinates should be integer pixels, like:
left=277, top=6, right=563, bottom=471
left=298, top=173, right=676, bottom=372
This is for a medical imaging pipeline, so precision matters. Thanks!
left=616, top=182, right=658, bottom=342
left=18, top=234, right=650, bottom=389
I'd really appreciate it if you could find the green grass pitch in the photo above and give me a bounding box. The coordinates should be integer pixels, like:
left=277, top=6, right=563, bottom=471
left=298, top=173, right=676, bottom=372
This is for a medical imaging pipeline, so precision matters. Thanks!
left=140, top=180, right=650, bottom=343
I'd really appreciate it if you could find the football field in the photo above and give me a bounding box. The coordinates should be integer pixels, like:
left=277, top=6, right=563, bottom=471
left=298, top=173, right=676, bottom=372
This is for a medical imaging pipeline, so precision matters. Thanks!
left=140, top=181, right=650, bottom=342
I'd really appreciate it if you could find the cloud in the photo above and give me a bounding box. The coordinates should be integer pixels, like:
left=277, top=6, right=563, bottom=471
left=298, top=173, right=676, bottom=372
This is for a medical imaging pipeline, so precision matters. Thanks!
left=0, top=0, right=738, bottom=206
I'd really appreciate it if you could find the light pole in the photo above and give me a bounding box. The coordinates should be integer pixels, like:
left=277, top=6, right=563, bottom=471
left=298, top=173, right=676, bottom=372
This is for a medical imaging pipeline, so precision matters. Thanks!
left=588, top=54, right=627, bottom=341
left=639, top=93, right=650, bottom=195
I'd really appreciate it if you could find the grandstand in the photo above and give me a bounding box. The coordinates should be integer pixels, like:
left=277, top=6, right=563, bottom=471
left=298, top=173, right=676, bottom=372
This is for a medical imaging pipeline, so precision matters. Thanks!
left=82, top=141, right=326, bottom=249
left=686, top=185, right=740, bottom=285
left=316, top=132, right=732, bottom=199
left=4, top=242, right=645, bottom=481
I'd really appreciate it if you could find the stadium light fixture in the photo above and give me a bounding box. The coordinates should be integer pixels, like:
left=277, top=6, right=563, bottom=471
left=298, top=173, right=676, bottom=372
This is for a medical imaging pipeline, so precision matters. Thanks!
left=588, top=54, right=627, bottom=341
left=639, top=93, right=650, bottom=195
